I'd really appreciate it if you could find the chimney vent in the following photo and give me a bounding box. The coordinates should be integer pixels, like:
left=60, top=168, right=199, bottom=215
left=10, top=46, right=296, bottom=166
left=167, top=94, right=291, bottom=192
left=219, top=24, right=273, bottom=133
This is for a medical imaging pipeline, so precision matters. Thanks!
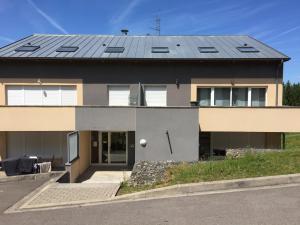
left=121, top=29, right=129, bottom=35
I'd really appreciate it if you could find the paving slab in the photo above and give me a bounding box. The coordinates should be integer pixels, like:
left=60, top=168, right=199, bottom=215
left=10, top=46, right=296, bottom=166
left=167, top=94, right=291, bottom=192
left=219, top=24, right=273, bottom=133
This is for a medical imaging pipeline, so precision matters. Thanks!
left=17, top=170, right=131, bottom=210
left=20, top=182, right=120, bottom=209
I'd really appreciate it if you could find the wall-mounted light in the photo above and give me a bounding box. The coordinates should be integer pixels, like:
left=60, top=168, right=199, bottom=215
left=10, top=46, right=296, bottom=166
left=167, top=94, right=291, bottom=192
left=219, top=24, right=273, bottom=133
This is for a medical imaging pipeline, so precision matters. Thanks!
left=37, top=79, right=42, bottom=85
left=139, top=139, right=147, bottom=147
left=231, top=80, right=235, bottom=86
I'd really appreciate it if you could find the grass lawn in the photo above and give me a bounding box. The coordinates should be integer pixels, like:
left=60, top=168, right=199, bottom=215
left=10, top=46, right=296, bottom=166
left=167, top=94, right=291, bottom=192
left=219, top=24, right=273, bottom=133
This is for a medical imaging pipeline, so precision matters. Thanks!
left=118, top=133, right=300, bottom=195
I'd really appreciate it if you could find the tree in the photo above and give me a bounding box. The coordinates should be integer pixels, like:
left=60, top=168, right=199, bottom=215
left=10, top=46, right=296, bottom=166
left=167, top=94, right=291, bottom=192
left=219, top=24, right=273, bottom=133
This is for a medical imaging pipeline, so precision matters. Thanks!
left=283, top=81, right=300, bottom=106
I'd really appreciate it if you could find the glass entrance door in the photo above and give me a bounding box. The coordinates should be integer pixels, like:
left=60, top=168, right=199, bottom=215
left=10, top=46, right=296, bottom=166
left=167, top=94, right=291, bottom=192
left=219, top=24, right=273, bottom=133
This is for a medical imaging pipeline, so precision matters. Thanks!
left=98, top=132, right=127, bottom=165
left=110, top=132, right=127, bottom=164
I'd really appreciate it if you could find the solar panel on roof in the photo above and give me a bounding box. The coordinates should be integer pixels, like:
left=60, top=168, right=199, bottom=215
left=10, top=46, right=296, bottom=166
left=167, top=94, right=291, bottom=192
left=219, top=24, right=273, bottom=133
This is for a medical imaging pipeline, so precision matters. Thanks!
left=104, top=47, right=125, bottom=53
left=237, top=46, right=259, bottom=53
left=15, top=45, right=40, bottom=52
left=198, top=47, right=218, bottom=53
left=56, top=46, right=79, bottom=52
left=152, top=47, right=169, bottom=53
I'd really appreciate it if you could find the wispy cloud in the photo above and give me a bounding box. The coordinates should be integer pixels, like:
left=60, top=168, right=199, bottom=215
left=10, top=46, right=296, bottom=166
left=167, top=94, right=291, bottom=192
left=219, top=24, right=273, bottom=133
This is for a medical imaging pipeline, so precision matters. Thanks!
left=275, top=26, right=300, bottom=38
left=27, top=0, right=68, bottom=34
left=239, top=1, right=277, bottom=17
left=0, top=36, right=14, bottom=43
left=111, top=0, right=143, bottom=24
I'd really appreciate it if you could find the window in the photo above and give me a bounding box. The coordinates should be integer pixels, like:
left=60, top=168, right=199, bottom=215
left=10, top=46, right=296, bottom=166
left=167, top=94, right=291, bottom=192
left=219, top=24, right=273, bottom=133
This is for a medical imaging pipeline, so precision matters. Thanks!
left=6, top=86, right=77, bottom=106
left=196, top=87, right=266, bottom=107
left=237, top=46, right=259, bottom=53
left=214, top=88, right=230, bottom=106
left=56, top=46, right=79, bottom=52
left=108, top=86, right=130, bottom=106
left=151, top=47, right=169, bottom=53
left=104, top=47, right=125, bottom=53
left=251, top=88, right=266, bottom=106
left=68, top=132, right=79, bottom=163
left=198, top=47, right=218, bottom=53
left=197, top=88, right=211, bottom=106
left=15, top=45, right=40, bottom=52
left=232, top=88, right=248, bottom=106
left=144, top=86, right=167, bottom=106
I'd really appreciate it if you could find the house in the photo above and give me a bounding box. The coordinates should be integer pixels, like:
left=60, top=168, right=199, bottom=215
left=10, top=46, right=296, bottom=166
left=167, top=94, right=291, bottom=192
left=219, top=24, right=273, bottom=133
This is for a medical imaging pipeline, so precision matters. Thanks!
left=0, top=34, right=299, bottom=181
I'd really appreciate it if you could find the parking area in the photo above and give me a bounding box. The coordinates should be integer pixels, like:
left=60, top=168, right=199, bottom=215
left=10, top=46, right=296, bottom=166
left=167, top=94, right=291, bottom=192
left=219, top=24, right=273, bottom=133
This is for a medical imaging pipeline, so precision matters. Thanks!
left=0, top=178, right=49, bottom=213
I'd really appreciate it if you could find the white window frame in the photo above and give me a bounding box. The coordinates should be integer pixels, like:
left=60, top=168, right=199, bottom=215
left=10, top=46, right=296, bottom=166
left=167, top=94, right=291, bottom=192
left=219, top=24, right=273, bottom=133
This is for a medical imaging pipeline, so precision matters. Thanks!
left=108, top=85, right=130, bottom=106
left=248, top=88, right=252, bottom=107
left=250, top=87, right=267, bottom=107
left=144, top=85, right=167, bottom=107
left=197, top=87, right=267, bottom=107
left=210, top=88, right=214, bottom=106
left=6, top=85, right=77, bottom=106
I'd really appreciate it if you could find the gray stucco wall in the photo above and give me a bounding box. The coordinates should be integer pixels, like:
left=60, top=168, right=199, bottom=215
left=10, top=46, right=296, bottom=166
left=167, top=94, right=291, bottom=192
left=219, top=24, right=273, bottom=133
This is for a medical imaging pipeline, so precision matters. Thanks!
left=75, top=106, right=199, bottom=161
left=75, top=107, right=136, bottom=131
left=135, top=108, right=199, bottom=161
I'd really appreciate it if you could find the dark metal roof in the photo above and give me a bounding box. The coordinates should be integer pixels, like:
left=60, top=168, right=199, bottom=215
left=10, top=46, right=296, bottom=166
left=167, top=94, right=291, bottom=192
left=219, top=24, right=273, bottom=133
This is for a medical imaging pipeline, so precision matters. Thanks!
left=0, top=34, right=290, bottom=61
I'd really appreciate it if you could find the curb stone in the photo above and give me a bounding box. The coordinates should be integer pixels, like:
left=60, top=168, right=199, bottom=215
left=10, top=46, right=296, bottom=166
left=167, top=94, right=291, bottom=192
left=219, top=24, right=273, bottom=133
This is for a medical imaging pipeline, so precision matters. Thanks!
left=114, top=173, right=300, bottom=200
left=5, top=173, right=300, bottom=213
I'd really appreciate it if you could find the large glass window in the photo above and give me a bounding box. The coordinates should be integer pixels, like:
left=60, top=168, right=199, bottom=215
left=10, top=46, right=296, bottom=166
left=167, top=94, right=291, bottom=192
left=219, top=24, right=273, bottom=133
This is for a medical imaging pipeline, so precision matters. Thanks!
left=196, top=87, right=266, bottom=107
left=232, top=88, right=248, bottom=106
left=251, top=88, right=266, bottom=106
left=214, top=88, right=230, bottom=106
left=197, top=88, right=211, bottom=106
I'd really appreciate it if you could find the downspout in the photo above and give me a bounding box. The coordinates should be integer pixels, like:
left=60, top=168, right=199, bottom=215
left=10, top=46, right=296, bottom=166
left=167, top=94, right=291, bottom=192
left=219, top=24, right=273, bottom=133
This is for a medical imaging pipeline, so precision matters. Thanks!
left=138, top=82, right=141, bottom=106
left=275, top=59, right=284, bottom=150
left=275, top=59, right=284, bottom=106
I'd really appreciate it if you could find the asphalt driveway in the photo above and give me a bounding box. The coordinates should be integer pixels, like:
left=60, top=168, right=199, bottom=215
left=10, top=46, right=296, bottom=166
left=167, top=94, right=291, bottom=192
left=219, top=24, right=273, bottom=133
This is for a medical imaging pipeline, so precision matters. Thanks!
left=0, top=183, right=299, bottom=225
left=0, top=178, right=49, bottom=213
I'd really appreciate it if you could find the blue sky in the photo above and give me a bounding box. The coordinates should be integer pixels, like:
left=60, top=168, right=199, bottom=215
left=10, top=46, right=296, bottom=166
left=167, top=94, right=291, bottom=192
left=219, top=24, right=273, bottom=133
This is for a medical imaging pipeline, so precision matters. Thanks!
left=0, top=0, right=299, bottom=82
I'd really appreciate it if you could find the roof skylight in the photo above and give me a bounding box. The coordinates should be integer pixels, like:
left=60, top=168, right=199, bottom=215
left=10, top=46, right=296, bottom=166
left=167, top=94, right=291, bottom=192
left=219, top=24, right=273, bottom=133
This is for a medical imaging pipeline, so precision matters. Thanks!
left=56, top=46, right=79, bottom=52
left=15, top=44, right=40, bottom=52
left=152, top=47, right=169, bottom=53
left=104, top=47, right=125, bottom=53
left=198, top=47, right=218, bottom=53
left=237, top=45, right=259, bottom=53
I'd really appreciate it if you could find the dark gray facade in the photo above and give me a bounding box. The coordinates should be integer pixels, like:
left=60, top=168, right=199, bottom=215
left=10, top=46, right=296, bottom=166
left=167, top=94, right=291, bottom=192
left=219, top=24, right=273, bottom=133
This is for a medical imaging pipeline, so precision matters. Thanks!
left=0, top=60, right=283, bottom=107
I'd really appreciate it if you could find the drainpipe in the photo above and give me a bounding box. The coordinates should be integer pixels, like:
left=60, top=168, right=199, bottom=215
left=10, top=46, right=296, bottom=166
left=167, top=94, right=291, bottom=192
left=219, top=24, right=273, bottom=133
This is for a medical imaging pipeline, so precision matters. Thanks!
left=275, top=59, right=284, bottom=106
left=138, top=82, right=141, bottom=106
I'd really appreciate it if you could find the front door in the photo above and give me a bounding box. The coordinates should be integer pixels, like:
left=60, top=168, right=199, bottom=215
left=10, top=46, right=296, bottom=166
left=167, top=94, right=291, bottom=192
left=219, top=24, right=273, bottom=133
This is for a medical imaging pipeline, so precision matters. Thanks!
left=91, top=132, right=127, bottom=165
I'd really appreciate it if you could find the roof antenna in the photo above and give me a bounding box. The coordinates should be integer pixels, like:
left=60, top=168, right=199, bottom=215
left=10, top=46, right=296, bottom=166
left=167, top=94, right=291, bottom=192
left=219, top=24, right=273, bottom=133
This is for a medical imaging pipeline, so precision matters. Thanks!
left=151, top=16, right=161, bottom=35
left=121, top=29, right=129, bottom=35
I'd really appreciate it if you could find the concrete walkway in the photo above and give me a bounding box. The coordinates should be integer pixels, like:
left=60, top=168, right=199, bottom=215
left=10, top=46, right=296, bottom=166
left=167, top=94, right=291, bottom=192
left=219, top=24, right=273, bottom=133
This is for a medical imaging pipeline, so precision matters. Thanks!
left=17, top=170, right=131, bottom=210
left=80, top=170, right=131, bottom=184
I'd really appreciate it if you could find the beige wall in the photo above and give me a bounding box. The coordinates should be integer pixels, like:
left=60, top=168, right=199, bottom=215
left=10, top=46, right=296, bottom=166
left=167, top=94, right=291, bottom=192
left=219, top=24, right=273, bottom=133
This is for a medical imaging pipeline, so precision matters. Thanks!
left=0, top=132, right=6, bottom=161
left=211, top=132, right=281, bottom=150
left=191, top=78, right=283, bottom=106
left=0, top=107, right=75, bottom=131
left=66, top=131, right=90, bottom=183
left=0, top=78, right=83, bottom=105
left=199, top=107, right=300, bottom=132
left=67, top=157, right=80, bottom=183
